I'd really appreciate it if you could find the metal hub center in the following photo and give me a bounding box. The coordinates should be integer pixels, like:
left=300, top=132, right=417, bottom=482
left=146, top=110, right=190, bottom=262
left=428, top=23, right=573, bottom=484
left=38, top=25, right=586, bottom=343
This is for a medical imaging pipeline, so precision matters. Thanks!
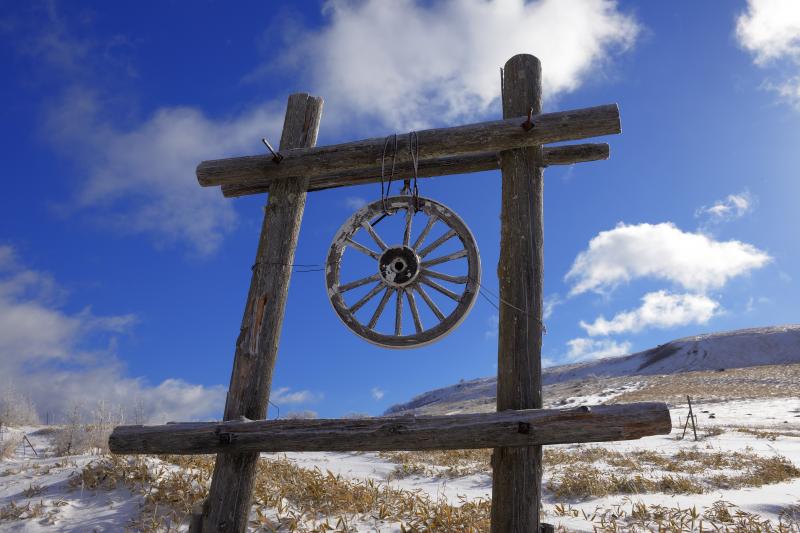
left=378, top=246, right=420, bottom=287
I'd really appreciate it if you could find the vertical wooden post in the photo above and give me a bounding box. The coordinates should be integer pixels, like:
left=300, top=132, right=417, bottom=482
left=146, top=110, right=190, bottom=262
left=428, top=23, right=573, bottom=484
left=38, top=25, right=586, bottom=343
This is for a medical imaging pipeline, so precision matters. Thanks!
left=492, top=54, right=544, bottom=532
left=200, top=93, right=323, bottom=533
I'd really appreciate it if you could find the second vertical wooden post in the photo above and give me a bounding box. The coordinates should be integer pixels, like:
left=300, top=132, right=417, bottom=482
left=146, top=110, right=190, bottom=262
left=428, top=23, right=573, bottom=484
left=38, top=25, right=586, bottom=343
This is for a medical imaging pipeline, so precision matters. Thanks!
left=201, top=93, right=324, bottom=532
left=492, top=54, right=544, bottom=532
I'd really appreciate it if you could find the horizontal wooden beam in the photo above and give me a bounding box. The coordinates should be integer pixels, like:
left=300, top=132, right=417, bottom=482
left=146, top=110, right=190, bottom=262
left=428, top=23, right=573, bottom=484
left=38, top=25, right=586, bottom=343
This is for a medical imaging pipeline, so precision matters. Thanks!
left=197, top=104, right=620, bottom=191
left=109, top=402, right=670, bottom=455
left=220, top=143, right=609, bottom=198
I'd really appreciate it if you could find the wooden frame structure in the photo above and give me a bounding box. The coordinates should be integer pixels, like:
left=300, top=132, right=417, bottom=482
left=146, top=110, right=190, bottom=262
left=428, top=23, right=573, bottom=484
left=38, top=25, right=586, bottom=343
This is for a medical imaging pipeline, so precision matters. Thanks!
left=110, top=54, right=672, bottom=532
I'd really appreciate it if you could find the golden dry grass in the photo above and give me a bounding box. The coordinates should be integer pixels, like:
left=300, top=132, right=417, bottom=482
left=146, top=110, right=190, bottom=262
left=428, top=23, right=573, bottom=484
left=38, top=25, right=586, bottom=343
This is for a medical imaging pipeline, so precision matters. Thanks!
left=552, top=498, right=800, bottom=533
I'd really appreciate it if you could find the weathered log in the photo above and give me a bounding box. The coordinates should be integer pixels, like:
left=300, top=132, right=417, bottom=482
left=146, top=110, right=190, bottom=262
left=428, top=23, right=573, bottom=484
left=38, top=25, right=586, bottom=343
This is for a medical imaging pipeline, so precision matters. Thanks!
left=109, top=403, right=671, bottom=455
left=197, top=104, right=620, bottom=189
left=220, top=143, right=610, bottom=198
left=200, top=93, right=323, bottom=533
left=493, top=53, right=544, bottom=533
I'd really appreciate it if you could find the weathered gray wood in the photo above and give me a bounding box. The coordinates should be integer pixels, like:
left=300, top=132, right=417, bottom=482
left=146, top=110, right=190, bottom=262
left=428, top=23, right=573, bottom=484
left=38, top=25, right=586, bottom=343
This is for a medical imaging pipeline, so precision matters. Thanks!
left=109, top=403, right=671, bottom=455
left=220, top=143, right=610, bottom=197
left=493, top=53, right=544, bottom=533
left=197, top=104, right=619, bottom=188
left=201, top=93, right=323, bottom=533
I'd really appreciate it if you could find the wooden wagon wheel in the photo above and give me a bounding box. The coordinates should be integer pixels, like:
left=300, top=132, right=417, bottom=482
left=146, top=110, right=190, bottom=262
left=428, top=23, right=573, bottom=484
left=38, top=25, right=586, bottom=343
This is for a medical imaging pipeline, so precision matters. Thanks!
left=326, top=195, right=481, bottom=349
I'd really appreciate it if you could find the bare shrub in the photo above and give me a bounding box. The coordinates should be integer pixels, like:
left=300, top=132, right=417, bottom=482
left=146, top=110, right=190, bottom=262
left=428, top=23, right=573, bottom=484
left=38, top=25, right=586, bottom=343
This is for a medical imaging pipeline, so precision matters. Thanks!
left=0, top=433, right=23, bottom=459
left=0, top=385, right=39, bottom=427
left=53, top=401, right=124, bottom=456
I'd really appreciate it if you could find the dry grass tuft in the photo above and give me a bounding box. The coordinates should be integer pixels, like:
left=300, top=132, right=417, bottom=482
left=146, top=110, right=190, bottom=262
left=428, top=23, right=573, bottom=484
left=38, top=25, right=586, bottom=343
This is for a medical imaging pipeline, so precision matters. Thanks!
left=379, top=449, right=491, bottom=480
left=553, top=498, right=800, bottom=532
left=546, top=447, right=800, bottom=500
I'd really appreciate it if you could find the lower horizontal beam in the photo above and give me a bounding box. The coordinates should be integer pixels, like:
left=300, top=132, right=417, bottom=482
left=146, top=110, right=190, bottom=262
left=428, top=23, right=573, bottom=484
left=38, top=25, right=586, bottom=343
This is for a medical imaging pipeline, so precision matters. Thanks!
left=220, top=143, right=609, bottom=198
left=109, top=402, right=670, bottom=455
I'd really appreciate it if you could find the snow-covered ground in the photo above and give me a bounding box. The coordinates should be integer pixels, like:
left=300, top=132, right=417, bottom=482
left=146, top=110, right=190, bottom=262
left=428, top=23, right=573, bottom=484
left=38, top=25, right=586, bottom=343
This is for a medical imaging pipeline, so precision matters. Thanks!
left=0, top=426, right=141, bottom=531
left=1, top=397, right=799, bottom=531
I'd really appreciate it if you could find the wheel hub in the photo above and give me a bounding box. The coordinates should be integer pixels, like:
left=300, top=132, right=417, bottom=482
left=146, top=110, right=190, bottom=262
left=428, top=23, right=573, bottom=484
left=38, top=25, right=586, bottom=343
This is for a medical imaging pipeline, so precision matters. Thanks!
left=378, top=246, right=420, bottom=287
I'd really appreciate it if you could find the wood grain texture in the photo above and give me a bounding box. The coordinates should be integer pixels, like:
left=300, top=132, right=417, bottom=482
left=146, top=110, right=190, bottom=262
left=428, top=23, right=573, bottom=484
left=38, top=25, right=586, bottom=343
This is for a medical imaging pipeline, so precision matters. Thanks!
left=196, top=104, right=620, bottom=188
left=109, top=403, right=671, bottom=455
left=200, top=93, right=323, bottom=533
left=493, top=53, right=544, bottom=533
left=219, top=143, right=610, bottom=198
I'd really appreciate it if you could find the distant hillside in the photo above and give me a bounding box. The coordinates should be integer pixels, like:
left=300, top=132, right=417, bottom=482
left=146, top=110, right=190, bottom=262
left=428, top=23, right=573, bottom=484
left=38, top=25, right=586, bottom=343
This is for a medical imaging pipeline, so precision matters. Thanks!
left=386, top=324, right=800, bottom=415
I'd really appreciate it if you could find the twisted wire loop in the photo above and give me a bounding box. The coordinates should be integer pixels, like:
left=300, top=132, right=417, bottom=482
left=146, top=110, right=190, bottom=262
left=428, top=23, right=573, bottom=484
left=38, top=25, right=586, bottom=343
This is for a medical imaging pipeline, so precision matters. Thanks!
left=380, top=134, right=398, bottom=215
left=326, top=195, right=481, bottom=349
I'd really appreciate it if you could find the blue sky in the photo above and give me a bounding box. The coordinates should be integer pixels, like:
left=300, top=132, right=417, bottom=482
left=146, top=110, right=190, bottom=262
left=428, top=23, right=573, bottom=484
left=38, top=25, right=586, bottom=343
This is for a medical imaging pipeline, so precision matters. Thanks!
left=1, top=0, right=798, bottom=422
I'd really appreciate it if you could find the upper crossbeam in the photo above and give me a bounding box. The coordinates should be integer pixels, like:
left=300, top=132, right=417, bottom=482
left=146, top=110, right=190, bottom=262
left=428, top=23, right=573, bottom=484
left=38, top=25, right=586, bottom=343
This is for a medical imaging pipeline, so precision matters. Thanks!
left=197, top=104, right=620, bottom=195
left=221, top=143, right=609, bottom=197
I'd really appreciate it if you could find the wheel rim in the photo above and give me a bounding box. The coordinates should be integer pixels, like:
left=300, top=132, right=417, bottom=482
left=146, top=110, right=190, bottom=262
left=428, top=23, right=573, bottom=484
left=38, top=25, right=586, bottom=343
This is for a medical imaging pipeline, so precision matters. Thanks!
left=326, top=195, right=481, bottom=349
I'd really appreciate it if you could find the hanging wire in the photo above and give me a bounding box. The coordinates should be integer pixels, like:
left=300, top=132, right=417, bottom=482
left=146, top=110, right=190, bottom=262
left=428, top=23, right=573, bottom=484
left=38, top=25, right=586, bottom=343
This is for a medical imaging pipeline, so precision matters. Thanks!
left=380, top=133, right=398, bottom=215
left=407, top=130, right=421, bottom=211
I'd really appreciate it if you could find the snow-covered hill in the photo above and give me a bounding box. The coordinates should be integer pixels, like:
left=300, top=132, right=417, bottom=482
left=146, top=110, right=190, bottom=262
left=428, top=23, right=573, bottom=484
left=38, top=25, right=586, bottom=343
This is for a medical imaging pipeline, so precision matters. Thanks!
left=386, top=324, right=800, bottom=415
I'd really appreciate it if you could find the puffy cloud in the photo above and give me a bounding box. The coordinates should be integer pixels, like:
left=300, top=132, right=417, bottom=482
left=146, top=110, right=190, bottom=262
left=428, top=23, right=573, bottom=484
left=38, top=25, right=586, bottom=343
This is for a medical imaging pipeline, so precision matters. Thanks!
left=0, top=245, right=225, bottom=423
left=371, top=387, right=385, bottom=401
left=48, top=88, right=283, bottom=255
left=292, top=0, right=639, bottom=129
left=695, top=192, right=754, bottom=225
left=565, top=222, right=771, bottom=295
left=580, top=290, right=720, bottom=336
left=737, top=0, right=800, bottom=64
left=565, top=337, right=631, bottom=362
left=736, top=0, right=800, bottom=108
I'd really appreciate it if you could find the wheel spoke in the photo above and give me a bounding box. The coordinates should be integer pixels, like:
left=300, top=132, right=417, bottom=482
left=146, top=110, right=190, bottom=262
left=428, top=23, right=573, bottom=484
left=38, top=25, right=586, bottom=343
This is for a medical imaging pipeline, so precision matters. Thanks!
left=349, top=282, right=385, bottom=314
left=421, top=268, right=468, bottom=284
left=346, top=238, right=381, bottom=260
left=361, top=221, right=387, bottom=250
left=417, top=229, right=457, bottom=258
left=415, top=284, right=445, bottom=321
left=420, top=276, right=461, bottom=301
left=412, top=215, right=437, bottom=250
left=421, top=249, right=468, bottom=267
left=368, top=287, right=394, bottom=329
left=394, top=289, right=403, bottom=335
left=339, top=273, right=381, bottom=293
left=403, top=207, right=413, bottom=247
left=406, top=288, right=423, bottom=333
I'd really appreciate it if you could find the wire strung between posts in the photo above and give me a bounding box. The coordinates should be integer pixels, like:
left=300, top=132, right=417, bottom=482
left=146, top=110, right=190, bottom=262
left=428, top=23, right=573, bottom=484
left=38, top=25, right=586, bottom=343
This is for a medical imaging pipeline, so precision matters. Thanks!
left=252, top=261, right=325, bottom=273
left=472, top=276, right=546, bottom=334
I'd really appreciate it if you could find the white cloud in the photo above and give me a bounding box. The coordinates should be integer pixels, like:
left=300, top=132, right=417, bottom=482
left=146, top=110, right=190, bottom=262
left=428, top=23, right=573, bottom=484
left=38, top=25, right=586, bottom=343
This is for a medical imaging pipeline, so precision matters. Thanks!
left=565, top=222, right=771, bottom=295
left=271, top=387, right=322, bottom=405
left=0, top=245, right=225, bottom=423
left=737, top=0, right=800, bottom=109
left=695, top=191, right=754, bottom=225
left=48, top=88, right=284, bottom=255
left=580, top=290, right=719, bottom=336
left=565, top=337, right=631, bottom=362
left=543, top=294, right=563, bottom=320
left=292, top=0, right=639, bottom=129
left=371, top=387, right=385, bottom=401
left=737, top=0, right=800, bottom=64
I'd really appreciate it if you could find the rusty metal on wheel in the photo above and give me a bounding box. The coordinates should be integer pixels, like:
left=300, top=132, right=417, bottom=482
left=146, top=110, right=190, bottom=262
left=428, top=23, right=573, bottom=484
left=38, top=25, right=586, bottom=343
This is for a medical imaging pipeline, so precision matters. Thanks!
left=326, top=195, right=481, bottom=349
